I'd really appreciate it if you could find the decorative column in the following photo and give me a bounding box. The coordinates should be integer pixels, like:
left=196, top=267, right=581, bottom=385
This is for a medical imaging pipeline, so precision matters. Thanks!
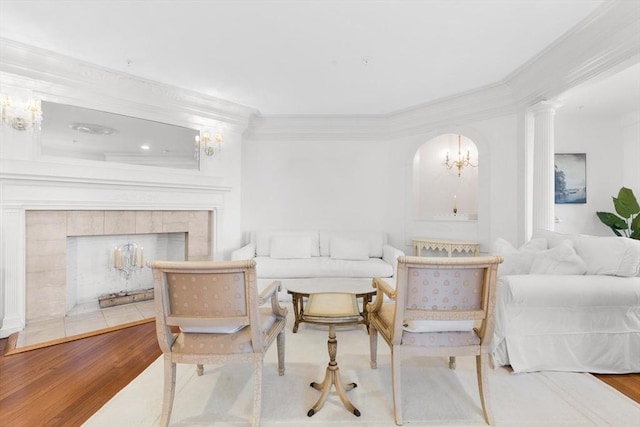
left=530, top=101, right=561, bottom=232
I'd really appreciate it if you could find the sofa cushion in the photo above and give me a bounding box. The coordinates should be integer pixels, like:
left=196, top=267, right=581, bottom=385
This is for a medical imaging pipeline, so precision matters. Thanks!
left=492, top=237, right=547, bottom=276
left=253, top=230, right=320, bottom=257
left=254, top=256, right=394, bottom=278
left=270, top=235, right=312, bottom=259
left=330, top=236, right=369, bottom=260
left=573, top=234, right=640, bottom=277
left=534, top=229, right=640, bottom=277
left=529, top=240, right=587, bottom=275
left=319, top=231, right=386, bottom=258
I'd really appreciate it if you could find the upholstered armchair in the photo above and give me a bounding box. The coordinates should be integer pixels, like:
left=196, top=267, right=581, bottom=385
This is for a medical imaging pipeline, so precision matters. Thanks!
left=151, top=260, right=288, bottom=427
left=367, top=255, right=502, bottom=425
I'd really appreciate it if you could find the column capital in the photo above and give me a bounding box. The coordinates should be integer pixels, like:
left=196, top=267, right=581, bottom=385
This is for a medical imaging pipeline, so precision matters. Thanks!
left=529, top=100, right=562, bottom=115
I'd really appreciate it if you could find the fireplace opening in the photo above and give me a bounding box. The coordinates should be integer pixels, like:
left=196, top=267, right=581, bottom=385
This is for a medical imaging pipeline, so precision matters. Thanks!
left=66, top=232, right=186, bottom=316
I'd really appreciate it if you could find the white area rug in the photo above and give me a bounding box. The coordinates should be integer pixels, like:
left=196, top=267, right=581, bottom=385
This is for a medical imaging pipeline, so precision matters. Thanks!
left=86, top=309, right=640, bottom=427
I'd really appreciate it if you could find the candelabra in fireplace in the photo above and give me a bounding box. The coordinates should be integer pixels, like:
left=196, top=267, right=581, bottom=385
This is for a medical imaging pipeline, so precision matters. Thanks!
left=113, top=241, right=145, bottom=279
left=101, top=241, right=153, bottom=308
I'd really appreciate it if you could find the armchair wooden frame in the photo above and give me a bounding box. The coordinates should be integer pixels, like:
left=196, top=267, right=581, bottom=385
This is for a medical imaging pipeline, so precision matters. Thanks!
left=367, top=255, right=502, bottom=425
left=151, top=260, right=288, bottom=427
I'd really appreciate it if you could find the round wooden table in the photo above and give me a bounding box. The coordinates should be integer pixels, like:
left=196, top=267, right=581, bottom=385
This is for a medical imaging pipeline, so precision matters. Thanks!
left=301, top=292, right=364, bottom=418
left=286, top=280, right=376, bottom=333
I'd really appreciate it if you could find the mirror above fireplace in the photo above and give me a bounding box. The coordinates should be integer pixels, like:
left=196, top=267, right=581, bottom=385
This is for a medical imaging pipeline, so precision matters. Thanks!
left=40, top=101, right=200, bottom=170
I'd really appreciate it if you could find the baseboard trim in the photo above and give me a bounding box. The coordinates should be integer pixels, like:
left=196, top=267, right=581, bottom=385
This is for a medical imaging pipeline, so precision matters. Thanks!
left=3, top=317, right=155, bottom=356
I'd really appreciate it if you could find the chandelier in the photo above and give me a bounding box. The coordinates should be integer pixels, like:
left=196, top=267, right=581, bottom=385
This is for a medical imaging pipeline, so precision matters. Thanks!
left=0, top=93, right=43, bottom=133
left=444, top=134, right=477, bottom=177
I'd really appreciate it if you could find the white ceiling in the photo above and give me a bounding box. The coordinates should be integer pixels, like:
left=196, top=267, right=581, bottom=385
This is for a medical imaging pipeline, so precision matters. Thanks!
left=557, top=61, right=640, bottom=118
left=0, top=0, right=619, bottom=116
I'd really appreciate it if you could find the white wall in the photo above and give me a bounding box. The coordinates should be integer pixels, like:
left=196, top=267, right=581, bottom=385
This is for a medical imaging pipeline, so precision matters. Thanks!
left=242, top=137, right=389, bottom=235
left=200, top=130, right=245, bottom=259
left=621, top=111, right=640, bottom=191
left=554, top=113, right=629, bottom=236
left=242, top=113, right=521, bottom=255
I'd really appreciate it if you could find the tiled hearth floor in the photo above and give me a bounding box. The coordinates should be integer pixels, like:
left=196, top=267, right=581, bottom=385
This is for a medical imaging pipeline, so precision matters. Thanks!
left=8, top=300, right=155, bottom=353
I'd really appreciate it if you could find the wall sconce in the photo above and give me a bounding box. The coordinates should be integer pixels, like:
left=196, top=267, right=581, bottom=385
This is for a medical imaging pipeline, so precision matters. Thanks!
left=195, top=131, right=223, bottom=159
left=1, top=93, right=43, bottom=133
left=444, top=134, right=477, bottom=177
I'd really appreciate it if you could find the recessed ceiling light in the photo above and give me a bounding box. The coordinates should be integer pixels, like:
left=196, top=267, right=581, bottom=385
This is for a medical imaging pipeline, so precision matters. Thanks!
left=68, top=122, right=117, bottom=135
left=141, top=145, right=150, bottom=150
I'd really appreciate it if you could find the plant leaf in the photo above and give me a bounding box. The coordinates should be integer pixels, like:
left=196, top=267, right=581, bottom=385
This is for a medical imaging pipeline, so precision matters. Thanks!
left=631, top=213, right=640, bottom=234
left=613, top=187, right=640, bottom=218
left=596, top=211, right=628, bottom=230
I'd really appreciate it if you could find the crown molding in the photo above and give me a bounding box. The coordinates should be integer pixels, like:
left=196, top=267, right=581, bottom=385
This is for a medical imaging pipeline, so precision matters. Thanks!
left=2, top=0, right=635, bottom=142
left=0, top=38, right=258, bottom=133
left=247, top=82, right=516, bottom=141
left=506, top=0, right=640, bottom=108
left=248, top=0, right=638, bottom=141
left=383, top=82, right=517, bottom=137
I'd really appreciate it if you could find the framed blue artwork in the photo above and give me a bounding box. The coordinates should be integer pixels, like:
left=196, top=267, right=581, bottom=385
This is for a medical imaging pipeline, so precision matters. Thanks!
left=555, top=153, right=587, bottom=204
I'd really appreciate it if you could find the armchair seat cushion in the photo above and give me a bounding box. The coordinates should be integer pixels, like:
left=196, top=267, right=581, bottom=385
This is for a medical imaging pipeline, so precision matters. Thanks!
left=377, top=303, right=478, bottom=344
left=173, top=307, right=278, bottom=355
left=402, top=330, right=481, bottom=347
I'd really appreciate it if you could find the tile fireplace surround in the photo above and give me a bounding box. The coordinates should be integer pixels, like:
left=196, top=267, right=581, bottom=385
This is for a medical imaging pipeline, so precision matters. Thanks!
left=0, top=163, right=229, bottom=338
left=25, top=210, right=212, bottom=322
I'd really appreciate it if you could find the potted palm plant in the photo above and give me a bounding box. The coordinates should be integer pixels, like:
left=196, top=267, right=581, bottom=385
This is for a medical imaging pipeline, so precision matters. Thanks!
left=596, top=187, right=639, bottom=239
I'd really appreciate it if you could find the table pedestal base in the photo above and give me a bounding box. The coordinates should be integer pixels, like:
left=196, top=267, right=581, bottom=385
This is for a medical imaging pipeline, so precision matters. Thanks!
left=307, top=324, right=361, bottom=417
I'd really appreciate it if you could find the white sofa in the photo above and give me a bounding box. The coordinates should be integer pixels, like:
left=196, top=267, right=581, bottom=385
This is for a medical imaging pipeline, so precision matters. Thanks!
left=490, top=229, right=640, bottom=374
left=231, top=230, right=404, bottom=298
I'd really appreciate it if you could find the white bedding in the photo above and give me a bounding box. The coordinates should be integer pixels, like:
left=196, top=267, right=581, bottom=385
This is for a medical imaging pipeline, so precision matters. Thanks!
left=491, top=274, right=640, bottom=373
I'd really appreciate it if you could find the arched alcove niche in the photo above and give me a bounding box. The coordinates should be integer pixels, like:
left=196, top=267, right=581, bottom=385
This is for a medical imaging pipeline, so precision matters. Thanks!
left=413, top=133, right=479, bottom=220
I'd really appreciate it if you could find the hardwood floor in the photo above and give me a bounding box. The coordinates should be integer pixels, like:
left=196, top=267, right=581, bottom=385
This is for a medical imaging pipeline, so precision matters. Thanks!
left=593, top=372, right=640, bottom=405
left=0, top=322, right=638, bottom=426
left=0, top=322, right=161, bottom=427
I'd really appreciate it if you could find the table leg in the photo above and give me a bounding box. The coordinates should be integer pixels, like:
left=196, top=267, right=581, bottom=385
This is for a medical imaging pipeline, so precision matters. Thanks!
left=361, top=294, right=373, bottom=333
left=292, top=294, right=301, bottom=333
left=308, top=324, right=360, bottom=417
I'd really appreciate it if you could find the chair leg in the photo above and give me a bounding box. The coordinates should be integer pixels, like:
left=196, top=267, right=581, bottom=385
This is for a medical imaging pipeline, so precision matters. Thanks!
left=196, top=363, right=204, bottom=376
left=277, top=330, right=285, bottom=376
left=252, top=359, right=263, bottom=427
left=391, top=346, right=403, bottom=426
left=369, top=324, right=378, bottom=369
left=476, top=353, right=493, bottom=425
left=160, top=355, right=176, bottom=427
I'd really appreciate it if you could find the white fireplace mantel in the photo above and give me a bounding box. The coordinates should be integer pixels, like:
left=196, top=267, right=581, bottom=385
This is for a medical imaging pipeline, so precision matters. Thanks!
left=0, top=159, right=230, bottom=338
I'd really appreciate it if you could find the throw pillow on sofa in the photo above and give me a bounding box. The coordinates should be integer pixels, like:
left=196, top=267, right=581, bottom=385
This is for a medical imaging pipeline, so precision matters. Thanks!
left=492, top=237, right=547, bottom=276
left=529, top=240, right=588, bottom=275
left=270, top=235, right=312, bottom=259
left=534, top=229, right=640, bottom=277
left=330, top=237, right=369, bottom=260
